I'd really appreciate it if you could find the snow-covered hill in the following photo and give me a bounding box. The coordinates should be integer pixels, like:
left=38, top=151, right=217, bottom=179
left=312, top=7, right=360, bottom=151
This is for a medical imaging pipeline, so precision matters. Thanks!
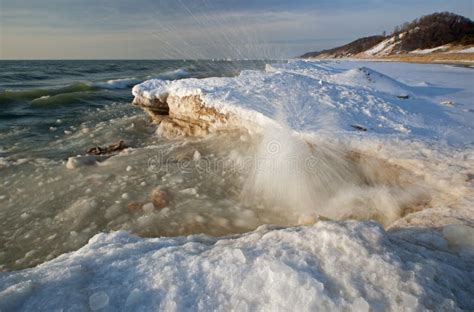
left=301, top=12, right=474, bottom=60
left=302, top=31, right=474, bottom=60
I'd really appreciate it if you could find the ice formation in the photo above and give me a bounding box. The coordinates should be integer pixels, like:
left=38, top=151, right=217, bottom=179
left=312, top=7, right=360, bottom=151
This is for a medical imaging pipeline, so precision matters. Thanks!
left=132, top=60, right=473, bottom=143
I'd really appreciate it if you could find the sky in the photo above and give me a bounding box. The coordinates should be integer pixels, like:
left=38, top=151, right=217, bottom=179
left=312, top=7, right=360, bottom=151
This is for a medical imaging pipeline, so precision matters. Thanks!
left=1, top=0, right=473, bottom=59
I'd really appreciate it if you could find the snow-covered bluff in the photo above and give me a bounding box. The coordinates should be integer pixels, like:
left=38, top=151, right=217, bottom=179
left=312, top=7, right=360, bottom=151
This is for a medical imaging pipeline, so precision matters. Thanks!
left=300, top=12, right=474, bottom=61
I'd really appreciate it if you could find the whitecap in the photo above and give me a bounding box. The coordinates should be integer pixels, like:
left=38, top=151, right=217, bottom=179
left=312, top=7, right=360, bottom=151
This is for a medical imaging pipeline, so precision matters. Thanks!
left=92, top=78, right=141, bottom=90
left=148, top=68, right=190, bottom=81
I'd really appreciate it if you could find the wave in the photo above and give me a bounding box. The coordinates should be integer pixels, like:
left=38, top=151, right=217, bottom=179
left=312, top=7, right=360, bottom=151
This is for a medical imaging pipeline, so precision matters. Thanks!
left=91, top=78, right=141, bottom=90
left=148, top=68, right=190, bottom=81
left=0, top=83, right=96, bottom=105
left=0, top=68, right=192, bottom=105
left=29, top=92, right=98, bottom=107
left=0, top=72, right=51, bottom=82
left=92, top=68, right=191, bottom=90
left=75, top=68, right=191, bottom=91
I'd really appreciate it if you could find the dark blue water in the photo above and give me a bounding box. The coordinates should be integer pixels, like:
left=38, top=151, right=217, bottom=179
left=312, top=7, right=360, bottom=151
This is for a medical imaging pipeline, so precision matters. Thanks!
left=0, top=60, right=266, bottom=159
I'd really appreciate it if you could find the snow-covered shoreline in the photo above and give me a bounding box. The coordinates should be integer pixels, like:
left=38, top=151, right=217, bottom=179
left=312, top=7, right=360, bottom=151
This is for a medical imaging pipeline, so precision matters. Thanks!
left=1, top=221, right=473, bottom=311
left=1, top=60, right=473, bottom=311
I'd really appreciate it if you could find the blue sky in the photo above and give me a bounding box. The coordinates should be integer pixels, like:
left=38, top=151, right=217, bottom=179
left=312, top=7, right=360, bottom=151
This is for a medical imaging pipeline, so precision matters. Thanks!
left=1, top=0, right=472, bottom=59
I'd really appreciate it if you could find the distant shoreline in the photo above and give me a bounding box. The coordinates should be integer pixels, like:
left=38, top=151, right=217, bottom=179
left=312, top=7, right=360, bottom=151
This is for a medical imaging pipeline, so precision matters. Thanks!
left=303, top=53, right=474, bottom=67
left=361, top=53, right=474, bottom=66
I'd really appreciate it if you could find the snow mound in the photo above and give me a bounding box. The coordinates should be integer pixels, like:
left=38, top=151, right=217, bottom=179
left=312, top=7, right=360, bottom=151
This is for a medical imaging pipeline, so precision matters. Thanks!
left=1, top=221, right=472, bottom=311
left=329, top=67, right=412, bottom=96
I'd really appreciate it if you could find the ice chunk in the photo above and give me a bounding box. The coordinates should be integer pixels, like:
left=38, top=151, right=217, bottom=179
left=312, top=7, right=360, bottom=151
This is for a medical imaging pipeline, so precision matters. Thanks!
left=89, top=291, right=109, bottom=310
left=66, top=155, right=98, bottom=169
left=193, top=150, right=201, bottom=161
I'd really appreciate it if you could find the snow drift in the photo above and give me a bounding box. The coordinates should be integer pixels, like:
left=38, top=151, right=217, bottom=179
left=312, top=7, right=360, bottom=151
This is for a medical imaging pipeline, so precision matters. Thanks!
left=1, top=221, right=473, bottom=311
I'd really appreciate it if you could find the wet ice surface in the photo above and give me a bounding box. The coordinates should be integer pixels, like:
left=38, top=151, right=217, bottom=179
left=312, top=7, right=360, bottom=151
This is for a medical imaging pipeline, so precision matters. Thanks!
left=0, top=114, right=442, bottom=272
left=0, top=112, right=270, bottom=271
left=0, top=109, right=426, bottom=271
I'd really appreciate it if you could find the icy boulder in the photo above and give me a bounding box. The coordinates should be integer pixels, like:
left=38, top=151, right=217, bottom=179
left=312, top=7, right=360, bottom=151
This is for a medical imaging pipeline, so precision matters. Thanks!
left=0, top=221, right=472, bottom=311
left=132, top=71, right=281, bottom=137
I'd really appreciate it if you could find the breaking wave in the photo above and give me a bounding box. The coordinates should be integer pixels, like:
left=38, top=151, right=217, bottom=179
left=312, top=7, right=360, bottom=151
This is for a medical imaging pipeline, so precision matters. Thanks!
left=90, top=69, right=190, bottom=90
left=0, top=83, right=96, bottom=105
left=149, top=68, right=190, bottom=80
left=0, top=68, right=191, bottom=106
left=91, top=78, right=141, bottom=90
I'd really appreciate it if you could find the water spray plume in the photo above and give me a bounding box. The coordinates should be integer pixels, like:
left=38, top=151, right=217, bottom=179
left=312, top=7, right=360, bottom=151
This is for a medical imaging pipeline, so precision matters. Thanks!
left=241, top=95, right=429, bottom=226
left=243, top=123, right=356, bottom=221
